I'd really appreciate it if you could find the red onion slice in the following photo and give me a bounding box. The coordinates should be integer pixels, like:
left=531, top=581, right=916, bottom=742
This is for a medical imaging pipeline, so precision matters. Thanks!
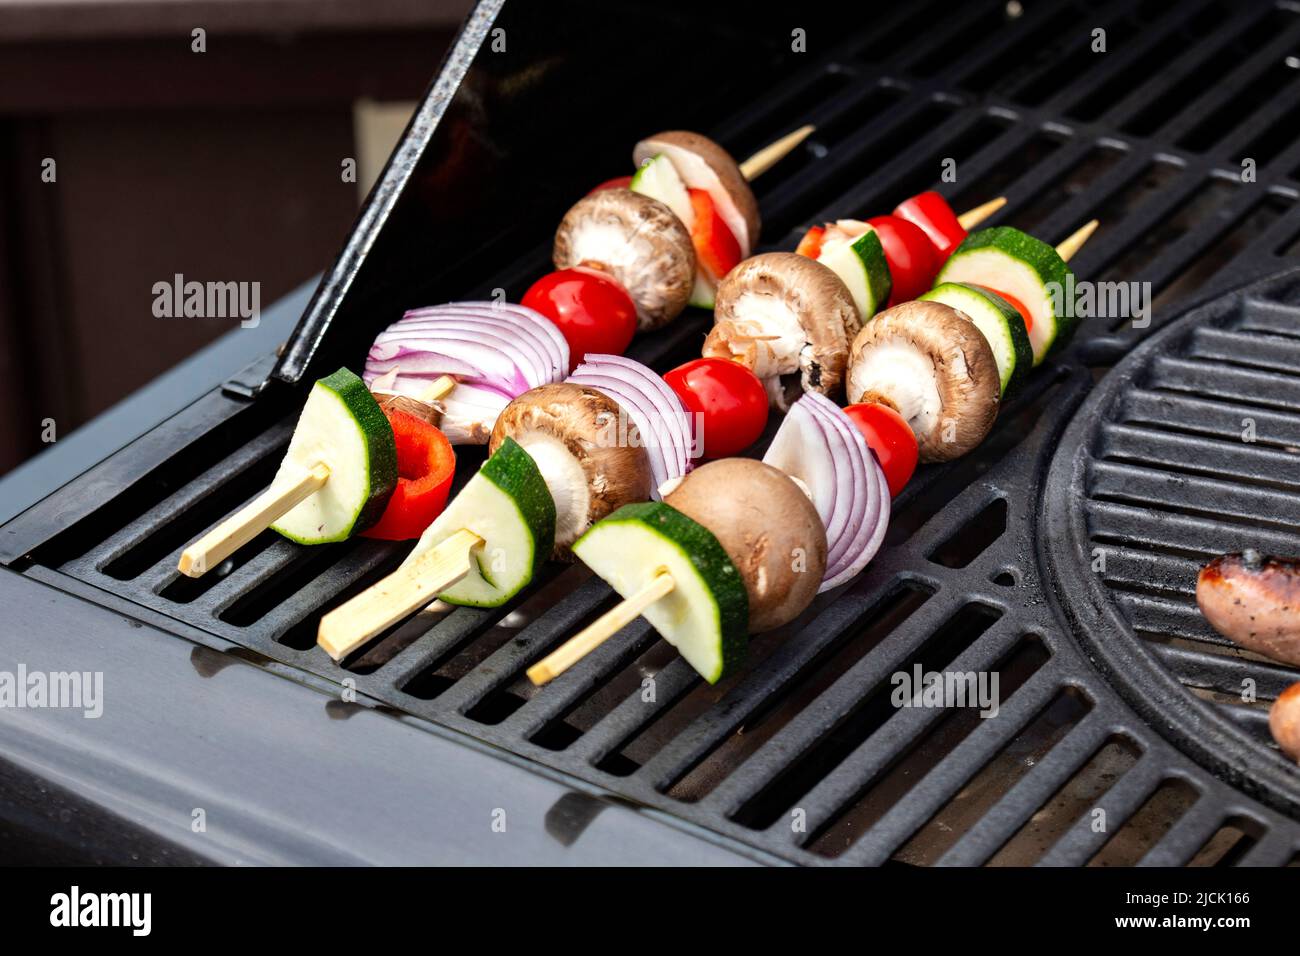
left=759, top=395, right=842, bottom=541
left=566, top=369, right=676, bottom=495
left=801, top=392, right=887, bottom=587
left=765, top=392, right=890, bottom=590
left=575, top=354, right=694, bottom=470
left=801, top=393, right=864, bottom=573
left=377, top=319, right=550, bottom=389
left=365, top=301, right=574, bottom=443
left=394, top=307, right=559, bottom=385
left=407, top=303, right=569, bottom=379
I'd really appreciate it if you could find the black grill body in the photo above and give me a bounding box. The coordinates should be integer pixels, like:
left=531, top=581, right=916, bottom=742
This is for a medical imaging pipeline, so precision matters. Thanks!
left=3, top=0, right=1300, bottom=865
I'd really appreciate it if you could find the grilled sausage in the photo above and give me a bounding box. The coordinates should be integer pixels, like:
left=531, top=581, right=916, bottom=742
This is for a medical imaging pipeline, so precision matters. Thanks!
left=1196, top=550, right=1300, bottom=666
left=1269, top=683, right=1300, bottom=762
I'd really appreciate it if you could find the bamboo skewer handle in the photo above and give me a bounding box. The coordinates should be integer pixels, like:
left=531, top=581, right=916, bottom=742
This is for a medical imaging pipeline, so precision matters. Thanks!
left=957, top=196, right=1008, bottom=230
left=527, top=571, right=676, bottom=686
left=317, top=528, right=483, bottom=661
left=178, top=462, right=331, bottom=578
left=1056, top=219, right=1099, bottom=263
left=419, top=374, right=457, bottom=403
left=740, top=125, right=815, bottom=181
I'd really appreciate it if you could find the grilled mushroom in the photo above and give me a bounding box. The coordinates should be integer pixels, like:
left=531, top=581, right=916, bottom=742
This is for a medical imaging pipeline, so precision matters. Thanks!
left=1197, top=551, right=1300, bottom=666
left=490, top=383, right=652, bottom=554
left=553, top=189, right=694, bottom=331
left=704, top=252, right=861, bottom=405
left=846, top=300, right=1000, bottom=462
left=1270, top=683, right=1300, bottom=762
left=633, top=130, right=759, bottom=256
left=666, top=458, right=826, bottom=632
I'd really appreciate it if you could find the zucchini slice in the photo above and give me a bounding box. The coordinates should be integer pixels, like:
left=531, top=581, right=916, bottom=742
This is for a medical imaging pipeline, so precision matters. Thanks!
left=630, top=153, right=694, bottom=229
left=271, top=367, right=397, bottom=544
left=818, top=227, right=891, bottom=321
left=403, top=437, right=555, bottom=607
left=573, top=501, right=747, bottom=683
left=921, top=282, right=1032, bottom=394
left=936, top=226, right=1076, bottom=365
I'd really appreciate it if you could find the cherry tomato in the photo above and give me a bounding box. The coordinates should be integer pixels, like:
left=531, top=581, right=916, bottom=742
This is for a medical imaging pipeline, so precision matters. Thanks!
left=867, top=215, right=939, bottom=308
left=794, top=224, right=826, bottom=259
left=589, top=175, right=633, bottom=194
left=688, top=189, right=743, bottom=280
left=843, top=402, right=918, bottom=497
left=522, top=268, right=637, bottom=370
left=664, top=358, right=768, bottom=460
left=975, top=284, right=1033, bottom=334
left=893, top=191, right=966, bottom=261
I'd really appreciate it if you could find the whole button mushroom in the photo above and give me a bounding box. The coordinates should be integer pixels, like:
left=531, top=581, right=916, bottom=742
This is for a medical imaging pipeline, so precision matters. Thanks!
left=846, top=299, right=1000, bottom=462
left=704, top=252, right=861, bottom=405
left=633, top=130, right=760, bottom=258
left=666, top=457, right=827, bottom=633
left=1197, top=550, right=1300, bottom=667
left=553, top=189, right=695, bottom=332
left=490, top=382, right=652, bottom=554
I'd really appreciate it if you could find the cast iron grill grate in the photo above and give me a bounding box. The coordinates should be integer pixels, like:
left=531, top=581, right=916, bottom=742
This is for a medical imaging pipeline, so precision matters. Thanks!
left=7, top=0, right=1300, bottom=864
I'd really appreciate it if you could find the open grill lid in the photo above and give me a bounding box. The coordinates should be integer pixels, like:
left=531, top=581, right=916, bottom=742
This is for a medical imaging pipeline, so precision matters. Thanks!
left=248, top=0, right=803, bottom=397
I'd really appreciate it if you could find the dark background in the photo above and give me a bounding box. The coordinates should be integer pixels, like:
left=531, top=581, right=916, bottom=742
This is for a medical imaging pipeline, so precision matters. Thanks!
left=0, top=0, right=473, bottom=475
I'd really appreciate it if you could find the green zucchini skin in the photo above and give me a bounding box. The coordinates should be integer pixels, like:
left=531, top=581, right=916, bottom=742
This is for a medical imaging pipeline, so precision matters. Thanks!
left=852, top=228, right=892, bottom=316
left=273, top=367, right=397, bottom=544
left=478, top=436, right=557, bottom=585
left=922, top=282, right=1033, bottom=395
left=580, top=501, right=748, bottom=682
left=939, top=226, right=1079, bottom=360
left=323, top=367, right=396, bottom=538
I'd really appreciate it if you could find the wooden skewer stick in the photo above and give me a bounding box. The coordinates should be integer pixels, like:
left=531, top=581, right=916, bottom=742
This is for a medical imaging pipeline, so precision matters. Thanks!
left=419, top=374, right=457, bottom=403
left=178, top=462, right=330, bottom=578
left=317, top=527, right=484, bottom=661
left=740, top=125, right=815, bottom=181
left=527, top=571, right=676, bottom=686
left=1055, top=219, right=1099, bottom=263
left=957, top=196, right=1008, bottom=230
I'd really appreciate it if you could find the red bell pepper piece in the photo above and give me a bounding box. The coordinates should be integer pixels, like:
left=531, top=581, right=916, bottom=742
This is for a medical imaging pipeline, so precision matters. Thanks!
left=361, top=408, right=456, bottom=541
left=687, top=188, right=742, bottom=280
left=794, top=224, right=826, bottom=259
left=974, top=284, right=1034, bottom=334
left=893, top=191, right=967, bottom=261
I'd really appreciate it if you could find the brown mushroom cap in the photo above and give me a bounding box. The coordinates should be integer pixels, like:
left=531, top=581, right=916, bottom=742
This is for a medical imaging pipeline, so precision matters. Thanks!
left=490, top=383, right=651, bottom=554
left=847, top=300, right=1000, bottom=462
left=372, top=390, right=440, bottom=426
left=665, top=458, right=826, bottom=633
left=1270, top=683, right=1300, bottom=762
left=633, top=130, right=760, bottom=257
left=705, top=252, right=860, bottom=403
left=553, top=189, right=694, bottom=332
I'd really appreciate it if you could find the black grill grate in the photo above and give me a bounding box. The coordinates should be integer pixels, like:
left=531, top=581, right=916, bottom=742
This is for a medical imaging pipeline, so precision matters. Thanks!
left=8, top=0, right=1300, bottom=864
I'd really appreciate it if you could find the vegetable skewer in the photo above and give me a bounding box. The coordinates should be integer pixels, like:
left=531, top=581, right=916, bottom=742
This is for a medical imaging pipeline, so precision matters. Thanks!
left=318, top=357, right=683, bottom=658
left=317, top=528, right=483, bottom=660
left=531, top=458, right=827, bottom=685
left=178, top=368, right=398, bottom=578
left=318, top=436, right=557, bottom=660
left=738, top=124, right=815, bottom=180
left=528, top=572, right=675, bottom=685
left=178, top=463, right=331, bottom=577
left=532, top=220, right=1105, bottom=681
left=956, top=196, right=1008, bottom=230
